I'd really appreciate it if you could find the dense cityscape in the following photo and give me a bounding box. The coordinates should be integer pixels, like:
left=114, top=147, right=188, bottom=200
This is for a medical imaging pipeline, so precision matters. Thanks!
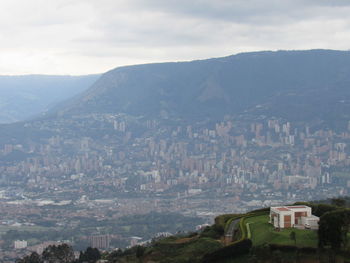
left=0, top=111, right=349, bottom=260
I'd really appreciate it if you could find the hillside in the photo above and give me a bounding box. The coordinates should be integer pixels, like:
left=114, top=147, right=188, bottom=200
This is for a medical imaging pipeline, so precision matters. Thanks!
left=0, top=74, right=100, bottom=123
left=54, top=50, right=350, bottom=127
left=17, top=201, right=350, bottom=263
left=101, top=201, right=350, bottom=263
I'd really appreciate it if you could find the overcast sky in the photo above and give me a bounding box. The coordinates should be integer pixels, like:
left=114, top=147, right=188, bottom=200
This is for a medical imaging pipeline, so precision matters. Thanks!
left=1, top=0, right=350, bottom=75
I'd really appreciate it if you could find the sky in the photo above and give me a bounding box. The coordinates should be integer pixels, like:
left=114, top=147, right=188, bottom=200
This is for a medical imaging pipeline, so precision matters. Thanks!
left=1, top=0, right=350, bottom=75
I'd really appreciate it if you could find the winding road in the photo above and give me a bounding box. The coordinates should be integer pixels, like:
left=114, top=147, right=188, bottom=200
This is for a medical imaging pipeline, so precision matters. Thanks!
left=224, top=218, right=240, bottom=244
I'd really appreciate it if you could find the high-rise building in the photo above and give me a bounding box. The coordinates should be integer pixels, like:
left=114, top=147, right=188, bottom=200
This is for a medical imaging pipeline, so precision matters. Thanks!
left=89, top=235, right=110, bottom=249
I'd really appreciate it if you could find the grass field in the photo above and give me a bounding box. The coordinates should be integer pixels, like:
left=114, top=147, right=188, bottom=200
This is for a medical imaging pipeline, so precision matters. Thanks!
left=245, top=214, right=318, bottom=247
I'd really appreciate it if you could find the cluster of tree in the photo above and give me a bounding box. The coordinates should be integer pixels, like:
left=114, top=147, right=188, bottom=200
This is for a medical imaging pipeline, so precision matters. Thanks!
left=295, top=199, right=350, bottom=251
left=104, top=246, right=145, bottom=262
left=330, top=197, right=347, bottom=208
left=2, top=229, right=79, bottom=249
left=202, top=239, right=252, bottom=263
left=16, top=244, right=74, bottom=263
left=318, top=208, right=350, bottom=249
left=200, top=224, right=224, bottom=239
left=293, top=200, right=341, bottom=217
left=78, top=247, right=101, bottom=263
left=16, top=244, right=101, bottom=263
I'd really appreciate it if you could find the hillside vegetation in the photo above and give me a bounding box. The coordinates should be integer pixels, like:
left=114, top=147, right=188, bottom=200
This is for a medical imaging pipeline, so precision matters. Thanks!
left=53, top=50, right=350, bottom=128
left=105, top=200, right=350, bottom=263
left=17, top=200, right=350, bottom=263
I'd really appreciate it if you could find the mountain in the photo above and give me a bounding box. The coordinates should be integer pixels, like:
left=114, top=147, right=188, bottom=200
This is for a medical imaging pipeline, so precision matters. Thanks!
left=54, top=50, right=350, bottom=125
left=0, top=74, right=100, bottom=123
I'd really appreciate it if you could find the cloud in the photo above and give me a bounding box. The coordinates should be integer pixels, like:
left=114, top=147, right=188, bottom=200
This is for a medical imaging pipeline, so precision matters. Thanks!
left=0, top=0, right=350, bottom=75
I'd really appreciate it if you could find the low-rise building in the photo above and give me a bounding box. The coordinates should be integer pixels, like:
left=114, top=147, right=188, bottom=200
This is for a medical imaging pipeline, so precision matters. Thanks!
left=14, top=240, right=27, bottom=249
left=269, top=205, right=319, bottom=229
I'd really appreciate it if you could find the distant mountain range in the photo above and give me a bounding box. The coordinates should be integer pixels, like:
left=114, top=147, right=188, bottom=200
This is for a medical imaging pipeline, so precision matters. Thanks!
left=0, top=74, right=100, bottom=123
left=2, top=49, right=350, bottom=127
left=52, top=50, right=350, bottom=127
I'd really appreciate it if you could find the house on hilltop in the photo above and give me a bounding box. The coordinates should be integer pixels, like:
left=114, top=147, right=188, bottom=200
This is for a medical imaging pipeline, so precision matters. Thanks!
left=269, top=205, right=319, bottom=229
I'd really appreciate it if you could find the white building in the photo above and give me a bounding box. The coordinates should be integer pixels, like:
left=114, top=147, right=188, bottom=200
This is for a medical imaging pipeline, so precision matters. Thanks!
left=269, top=205, right=319, bottom=229
left=14, top=240, right=27, bottom=249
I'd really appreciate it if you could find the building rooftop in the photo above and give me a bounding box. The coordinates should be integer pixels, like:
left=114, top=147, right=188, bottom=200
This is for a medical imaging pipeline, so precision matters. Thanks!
left=276, top=207, right=290, bottom=211
left=287, top=206, right=307, bottom=209
left=273, top=205, right=309, bottom=212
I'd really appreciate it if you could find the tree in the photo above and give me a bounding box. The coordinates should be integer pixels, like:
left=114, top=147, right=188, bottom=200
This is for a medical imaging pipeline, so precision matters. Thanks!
left=319, top=212, right=343, bottom=249
left=200, top=224, right=224, bottom=239
left=16, top=252, right=42, bottom=263
left=313, top=203, right=337, bottom=217
left=135, top=245, right=145, bottom=259
left=318, top=209, right=350, bottom=249
left=271, top=250, right=282, bottom=263
left=331, top=198, right=346, bottom=207
left=42, top=244, right=75, bottom=263
left=105, top=249, right=124, bottom=262
left=78, top=247, right=101, bottom=263
left=290, top=231, right=296, bottom=246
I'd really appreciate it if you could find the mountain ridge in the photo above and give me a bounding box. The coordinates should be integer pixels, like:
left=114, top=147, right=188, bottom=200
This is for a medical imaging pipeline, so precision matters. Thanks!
left=51, top=49, right=350, bottom=126
left=0, top=74, right=100, bottom=123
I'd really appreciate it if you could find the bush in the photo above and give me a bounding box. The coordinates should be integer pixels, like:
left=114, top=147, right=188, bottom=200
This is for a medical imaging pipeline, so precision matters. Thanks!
left=293, top=201, right=338, bottom=217
left=187, top=232, right=198, bottom=238
left=201, top=239, right=252, bottom=263
left=298, top=246, right=318, bottom=253
left=215, top=214, right=243, bottom=228
left=269, top=244, right=297, bottom=252
left=200, top=224, right=224, bottom=239
left=249, top=207, right=270, bottom=213
left=78, top=247, right=101, bottom=263
left=313, top=204, right=338, bottom=217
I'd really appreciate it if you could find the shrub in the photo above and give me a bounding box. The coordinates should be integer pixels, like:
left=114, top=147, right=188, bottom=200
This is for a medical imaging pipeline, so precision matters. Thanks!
left=269, top=244, right=297, bottom=252
left=201, top=239, right=252, bottom=263
left=200, top=224, right=224, bottom=239
left=215, top=214, right=241, bottom=228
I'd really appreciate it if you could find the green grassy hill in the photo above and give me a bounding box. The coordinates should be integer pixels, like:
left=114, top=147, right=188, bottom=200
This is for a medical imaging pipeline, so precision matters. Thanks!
left=104, top=201, right=350, bottom=263
left=246, top=214, right=317, bottom=247
left=17, top=200, right=350, bottom=263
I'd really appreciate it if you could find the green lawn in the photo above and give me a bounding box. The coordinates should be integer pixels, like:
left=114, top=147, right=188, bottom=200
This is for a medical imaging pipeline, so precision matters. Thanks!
left=245, top=214, right=318, bottom=247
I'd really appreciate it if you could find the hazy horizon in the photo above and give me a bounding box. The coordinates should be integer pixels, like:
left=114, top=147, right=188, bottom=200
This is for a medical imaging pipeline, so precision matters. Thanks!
left=1, top=48, right=349, bottom=76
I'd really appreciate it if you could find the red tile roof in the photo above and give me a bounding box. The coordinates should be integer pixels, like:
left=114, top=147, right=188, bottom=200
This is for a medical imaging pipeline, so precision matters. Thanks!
left=276, top=207, right=290, bottom=211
